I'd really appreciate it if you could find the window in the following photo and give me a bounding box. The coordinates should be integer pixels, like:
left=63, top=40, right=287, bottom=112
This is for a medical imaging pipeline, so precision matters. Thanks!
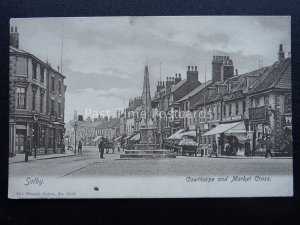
left=51, top=76, right=55, bottom=92
left=243, top=101, right=246, bottom=113
left=40, top=92, right=44, bottom=113
left=16, top=87, right=26, bottom=109
left=40, top=67, right=45, bottom=83
left=235, top=102, right=239, bottom=115
left=58, top=80, right=62, bottom=94
left=255, top=98, right=259, bottom=107
left=229, top=104, right=232, bottom=116
left=264, top=95, right=269, bottom=106
left=33, top=63, right=37, bottom=80
left=51, top=99, right=54, bottom=114
left=284, top=94, right=292, bottom=113
left=32, top=90, right=36, bottom=111
left=223, top=104, right=226, bottom=117
left=58, top=102, right=61, bottom=117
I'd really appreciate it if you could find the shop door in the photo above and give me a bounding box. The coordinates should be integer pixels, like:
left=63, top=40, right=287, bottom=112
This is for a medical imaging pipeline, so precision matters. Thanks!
left=15, top=129, right=26, bottom=153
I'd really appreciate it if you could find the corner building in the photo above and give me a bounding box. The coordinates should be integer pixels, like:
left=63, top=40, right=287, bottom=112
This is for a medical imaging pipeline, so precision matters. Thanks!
left=9, top=26, right=66, bottom=156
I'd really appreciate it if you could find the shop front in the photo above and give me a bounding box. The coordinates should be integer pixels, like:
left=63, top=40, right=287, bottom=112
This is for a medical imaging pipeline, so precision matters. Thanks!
left=248, top=106, right=270, bottom=156
left=203, top=121, right=247, bottom=156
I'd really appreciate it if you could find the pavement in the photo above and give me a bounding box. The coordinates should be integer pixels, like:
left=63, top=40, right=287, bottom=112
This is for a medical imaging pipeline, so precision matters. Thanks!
left=9, top=146, right=293, bottom=178
left=9, top=150, right=76, bottom=164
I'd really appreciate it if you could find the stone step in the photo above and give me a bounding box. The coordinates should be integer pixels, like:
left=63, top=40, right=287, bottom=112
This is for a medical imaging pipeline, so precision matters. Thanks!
left=124, top=150, right=173, bottom=155
left=120, top=153, right=176, bottom=159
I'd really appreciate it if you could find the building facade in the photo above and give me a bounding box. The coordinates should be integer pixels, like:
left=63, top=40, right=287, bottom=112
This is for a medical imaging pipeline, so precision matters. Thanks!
left=9, top=27, right=66, bottom=156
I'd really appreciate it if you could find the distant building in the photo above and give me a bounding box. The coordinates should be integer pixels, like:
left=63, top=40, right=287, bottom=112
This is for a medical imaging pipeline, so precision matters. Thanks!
left=9, top=26, right=66, bottom=156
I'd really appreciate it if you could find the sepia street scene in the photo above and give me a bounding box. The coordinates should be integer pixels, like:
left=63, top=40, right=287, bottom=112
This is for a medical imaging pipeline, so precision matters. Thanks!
left=8, top=16, right=293, bottom=197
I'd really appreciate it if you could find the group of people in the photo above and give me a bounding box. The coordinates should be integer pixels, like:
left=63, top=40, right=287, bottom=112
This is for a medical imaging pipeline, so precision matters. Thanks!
left=208, top=135, right=274, bottom=158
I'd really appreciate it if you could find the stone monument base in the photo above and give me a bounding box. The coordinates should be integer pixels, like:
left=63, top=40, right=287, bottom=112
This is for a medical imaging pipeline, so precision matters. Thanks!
left=120, top=149, right=176, bottom=159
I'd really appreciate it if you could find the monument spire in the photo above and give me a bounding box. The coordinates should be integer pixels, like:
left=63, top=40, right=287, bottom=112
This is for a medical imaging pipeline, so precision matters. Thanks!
left=141, top=65, right=153, bottom=126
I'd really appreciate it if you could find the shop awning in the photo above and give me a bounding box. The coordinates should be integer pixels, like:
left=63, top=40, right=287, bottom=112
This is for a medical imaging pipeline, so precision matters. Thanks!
left=123, top=135, right=131, bottom=140
left=130, top=133, right=140, bottom=141
left=114, top=136, right=122, bottom=142
left=167, top=129, right=185, bottom=140
left=92, top=136, right=102, bottom=142
left=203, top=122, right=244, bottom=136
left=177, top=130, right=196, bottom=138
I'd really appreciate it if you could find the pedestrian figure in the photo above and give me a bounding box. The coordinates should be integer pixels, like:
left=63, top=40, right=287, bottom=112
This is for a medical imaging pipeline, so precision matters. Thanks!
left=78, top=140, right=82, bottom=155
left=98, top=138, right=105, bottom=159
left=245, top=139, right=251, bottom=157
left=210, top=140, right=218, bottom=158
left=265, top=136, right=273, bottom=158
left=24, top=136, right=31, bottom=162
left=225, top=141, right=230, bottom=156
left=61, top=139, right=65, bottom=154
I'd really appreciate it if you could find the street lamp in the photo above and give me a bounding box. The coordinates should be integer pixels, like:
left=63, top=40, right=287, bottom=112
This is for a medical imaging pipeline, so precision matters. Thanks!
left=73, top=122, right=78, bottom=155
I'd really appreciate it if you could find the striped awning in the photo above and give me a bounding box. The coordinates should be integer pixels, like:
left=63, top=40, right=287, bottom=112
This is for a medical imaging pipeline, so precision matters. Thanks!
left=92, top=136, right=102, bottom=142
left=130, top=133, right=140, bottom=141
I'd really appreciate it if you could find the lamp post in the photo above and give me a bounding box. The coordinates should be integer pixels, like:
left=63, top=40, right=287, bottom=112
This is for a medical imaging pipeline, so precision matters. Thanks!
left=74, top=122, right=78, bottom=155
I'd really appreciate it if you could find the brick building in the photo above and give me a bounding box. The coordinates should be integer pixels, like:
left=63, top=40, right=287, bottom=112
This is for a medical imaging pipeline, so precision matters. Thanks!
left=9, top=26, right=66, bottom=156
left=152, top=66, right=201, bottom=144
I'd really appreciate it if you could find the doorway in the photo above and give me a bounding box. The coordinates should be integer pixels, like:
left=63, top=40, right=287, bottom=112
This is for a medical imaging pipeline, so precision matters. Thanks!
left=15, top=129, right=26, bottom=153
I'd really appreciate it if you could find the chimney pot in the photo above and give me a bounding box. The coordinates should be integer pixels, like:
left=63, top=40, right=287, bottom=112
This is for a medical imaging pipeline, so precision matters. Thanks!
left=191, top=66, right=194, bottom=71
left=15, top=27, right=17, bottom=32
left=188, top=66, right=190, bottom=71
left=195, top=66, right=197, bottom=71
left=175, top=74, right=177, bottom=78
left=235, top=69, right=238, bottom=76
left=279, top=44, right=283, bottom=52
left=179, top=73, right=181, bottom=78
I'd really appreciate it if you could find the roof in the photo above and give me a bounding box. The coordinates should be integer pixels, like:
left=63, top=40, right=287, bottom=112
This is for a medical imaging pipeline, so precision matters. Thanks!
left=248, top=58, right=291, bottom=95
left=95, top=118, right=120, bottom=129
left=225, top=67, right=269, bottom=93
left=177, top=80, right=212, bottom=102
left=154, top=79, right=187, bottom=100
left=170, top=79, right=187, bottom=93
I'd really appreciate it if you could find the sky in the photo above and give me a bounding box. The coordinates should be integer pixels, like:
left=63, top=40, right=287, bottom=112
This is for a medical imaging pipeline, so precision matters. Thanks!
left=11, top=16, right=291, bottom=122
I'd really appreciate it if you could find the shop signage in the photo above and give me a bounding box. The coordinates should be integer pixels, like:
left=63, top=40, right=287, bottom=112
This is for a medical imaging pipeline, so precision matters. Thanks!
left=14, top=116, right=32, bottom=123
left=222, top=115, right=242, bottom=122
left=249, top=106, right=267, bottom=121
left=223, top=90, right=244, bottom=101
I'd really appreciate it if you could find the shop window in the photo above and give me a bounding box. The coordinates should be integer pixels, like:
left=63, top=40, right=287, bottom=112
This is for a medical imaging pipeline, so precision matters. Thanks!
left=16, top=87, right=26, bottom=109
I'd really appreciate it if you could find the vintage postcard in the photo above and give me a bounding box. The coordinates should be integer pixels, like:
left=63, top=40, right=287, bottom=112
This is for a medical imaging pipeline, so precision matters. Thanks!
left=8, top=16, right=293, bottom=198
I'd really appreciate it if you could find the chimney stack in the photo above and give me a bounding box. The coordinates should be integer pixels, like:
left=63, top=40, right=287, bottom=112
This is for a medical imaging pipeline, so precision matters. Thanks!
left=235, top=69, right=238, bottom=76
left=278, top=44, right=285, bottom=62
left=10, top=26, right=19, bottom=49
